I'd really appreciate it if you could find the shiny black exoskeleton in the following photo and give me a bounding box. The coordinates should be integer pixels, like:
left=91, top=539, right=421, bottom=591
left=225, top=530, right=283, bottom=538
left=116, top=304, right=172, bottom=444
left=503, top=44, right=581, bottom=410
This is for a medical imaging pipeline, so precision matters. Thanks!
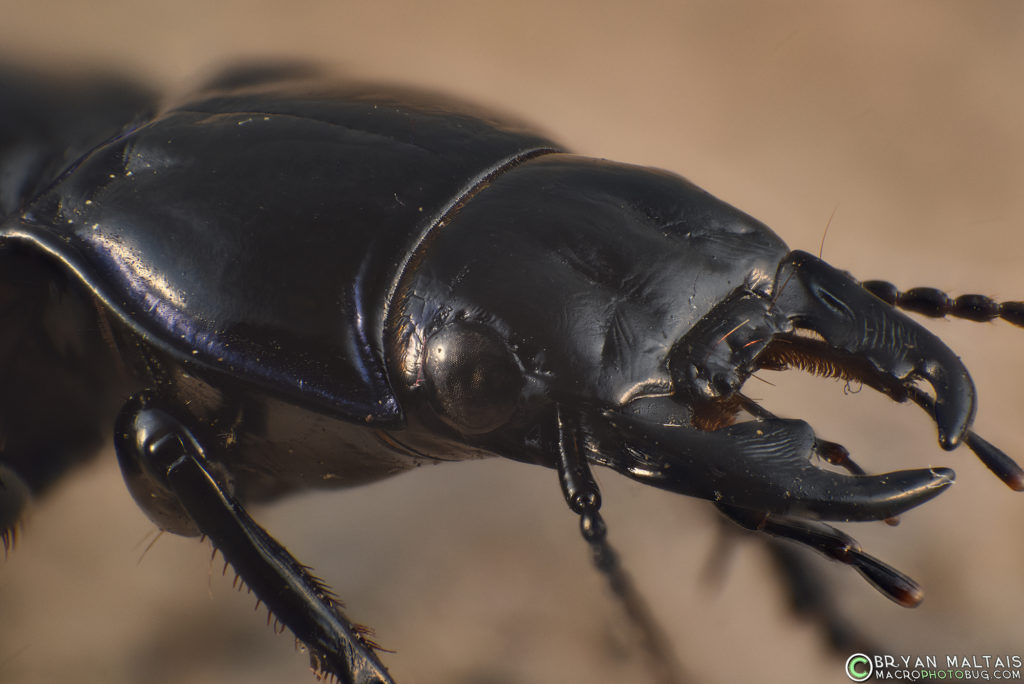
left=1, top=65, right=1022, bottom=684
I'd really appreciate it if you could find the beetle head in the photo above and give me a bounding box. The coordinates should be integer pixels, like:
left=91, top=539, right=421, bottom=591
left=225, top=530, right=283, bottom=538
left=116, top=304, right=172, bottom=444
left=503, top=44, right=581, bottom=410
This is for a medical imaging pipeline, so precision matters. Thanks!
left=388, top=153, right=1012, bottom=528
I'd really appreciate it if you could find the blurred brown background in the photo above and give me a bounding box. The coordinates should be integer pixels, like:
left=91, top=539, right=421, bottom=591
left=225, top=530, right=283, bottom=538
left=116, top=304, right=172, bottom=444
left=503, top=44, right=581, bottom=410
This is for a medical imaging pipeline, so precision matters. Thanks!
left=1, top=2, right=1023, bottom=683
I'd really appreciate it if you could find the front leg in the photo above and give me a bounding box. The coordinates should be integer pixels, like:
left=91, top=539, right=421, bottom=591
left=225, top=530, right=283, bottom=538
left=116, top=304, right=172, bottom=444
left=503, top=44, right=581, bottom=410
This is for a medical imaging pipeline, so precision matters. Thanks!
left=114, top=393, right=393, bottom=684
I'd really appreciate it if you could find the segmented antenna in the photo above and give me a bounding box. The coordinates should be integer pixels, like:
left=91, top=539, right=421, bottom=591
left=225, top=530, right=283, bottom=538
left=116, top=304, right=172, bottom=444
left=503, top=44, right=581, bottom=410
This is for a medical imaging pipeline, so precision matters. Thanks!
left=861, top=281, right=1024, bottom=327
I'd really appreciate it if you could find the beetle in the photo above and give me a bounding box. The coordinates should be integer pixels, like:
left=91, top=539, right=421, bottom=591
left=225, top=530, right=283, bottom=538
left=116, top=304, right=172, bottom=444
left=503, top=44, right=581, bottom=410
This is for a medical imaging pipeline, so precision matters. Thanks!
left=1, top=64, right=1021, bottom=684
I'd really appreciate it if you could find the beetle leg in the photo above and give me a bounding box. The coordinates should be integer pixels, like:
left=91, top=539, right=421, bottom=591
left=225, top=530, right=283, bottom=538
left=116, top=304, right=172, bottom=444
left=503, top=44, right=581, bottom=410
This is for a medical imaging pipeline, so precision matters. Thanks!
left=599, top=413, right=954, bottom=522
left=550, top=406, right=684, bottom=684
left=114, top=394, right=393, bottom=684
left=715, top=503, right=923, bottom=607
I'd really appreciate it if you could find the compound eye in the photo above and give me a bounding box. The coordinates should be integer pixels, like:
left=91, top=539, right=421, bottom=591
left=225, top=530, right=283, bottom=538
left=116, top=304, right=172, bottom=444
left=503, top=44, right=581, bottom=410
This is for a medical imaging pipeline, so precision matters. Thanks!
left=422, top=321, right=524, bottom=434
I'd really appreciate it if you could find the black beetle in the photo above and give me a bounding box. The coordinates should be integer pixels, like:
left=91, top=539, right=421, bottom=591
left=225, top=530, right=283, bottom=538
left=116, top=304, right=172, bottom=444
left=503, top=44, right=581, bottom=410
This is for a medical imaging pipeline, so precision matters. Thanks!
left=1, top=65, right=1022, bottom=684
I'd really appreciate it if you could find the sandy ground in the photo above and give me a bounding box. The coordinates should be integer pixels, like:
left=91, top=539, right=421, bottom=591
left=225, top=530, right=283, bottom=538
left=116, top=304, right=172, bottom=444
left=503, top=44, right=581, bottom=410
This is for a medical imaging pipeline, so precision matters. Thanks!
left=1, top=2, right=1023, bottom=683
